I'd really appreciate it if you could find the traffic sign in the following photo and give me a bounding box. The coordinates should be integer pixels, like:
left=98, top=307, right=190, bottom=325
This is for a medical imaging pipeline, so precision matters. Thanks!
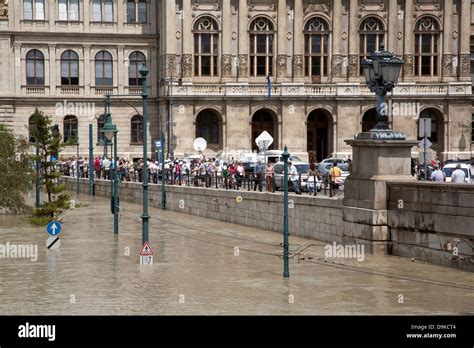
left=418, top=138, right=432, bottom=149
left=418, top=118, right=431, bottom=138
left=255, top=131, right=273, bottom=150
left=154, top=140, right=162, bottom=149
left=46, top=221, right=62, bottom=236
left=46, top=236, right=61, bottom=250
left=140, top=241, right=154, bottom=256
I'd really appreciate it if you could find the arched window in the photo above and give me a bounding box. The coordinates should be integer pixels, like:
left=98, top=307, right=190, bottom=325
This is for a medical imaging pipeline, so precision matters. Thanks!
left=193, top=16, right=219, bottom=77
left=415, top=16, right=440, bottom=77
left=95, top=50, right=113, bottom=86
left=249, top=17, right=274, bottom=77
left=196, top=110, right=219, bottom=144
left=97, top=114, right=105, bottom=142
left=418, top=109, right=439, bottom=143
left=131, top=115, right=143, bottom=144
left=63, top=115, right=78, bottom=143
left=359, top=17, right=385, bottom=75
left=304, top=17, right=330, bottom=80
left=126, top=0, right=147, bottom=23
left=28, top=115, right=37, bottom=143
left=26, top=49, right=45, bottom=85
left=61, top=50, right=79, bottom=85
left=128, top=51, right=146, bottom=86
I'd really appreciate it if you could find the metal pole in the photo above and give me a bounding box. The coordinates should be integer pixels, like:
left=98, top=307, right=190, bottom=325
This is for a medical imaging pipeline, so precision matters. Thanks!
left=141, top=66, right=149, bottom=245
left=113, top=132, right=119, bottom=236
left=423, top=123, right=428, bottom=181
left=89, top=124, right=94, bottom=195
left=35, top=142, right=40, bottom=208
left=161, top=132, right=166, bottom=210
left=283, top=146, right=290, bottom=278
left=169, top=78, right=174, bottom=162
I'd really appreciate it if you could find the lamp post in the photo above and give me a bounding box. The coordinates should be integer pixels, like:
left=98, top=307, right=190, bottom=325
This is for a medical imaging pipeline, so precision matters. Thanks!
left=360, top=45, right=405, bottom=140
left=139, top=64, right=149, bottom=245
left=101, top=97, right=119, bottom=237
left=160, top=78, right=178, bottom=163
left=89, top=123, right=94, bottom=195
left=76, top=136, right=79, bottom=194
left=35, top=139, right=40, bottom=208
left=282, top=145, right=290, bottom=278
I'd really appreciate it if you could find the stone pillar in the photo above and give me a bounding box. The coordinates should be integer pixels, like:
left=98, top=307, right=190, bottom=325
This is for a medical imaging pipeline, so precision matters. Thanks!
left=292, top=0, right=303, bottom=81
left=342, top=139, right=418, bottom=253
left=347, top=0, right=359, bottom=80
left=14, top=43, right=21, bottom=95
left=459, top=0, right=471, bottom=80
left=277, top=0, right=287, bottom=80
left=221, top=1, right=233, bottom=79
left=403, top=0, right=414, bottom=80
left=442, top=0, right=454, bottom=81
left=117, top=45, right=124, bottom=94
left=331, top=0, right=343, bottom=80
left=238, top=0, right=248, bottom=80
left=181, top=0, right=192, bottom=80
left=150, top=45, right=158, bottom=97
left=83, top=45, right=91, bottom=95
left=388, top=0, right=399, bottom=53
left=165, top=0, right=176, bottom=78
left=49, top=44, right=56, bottom=95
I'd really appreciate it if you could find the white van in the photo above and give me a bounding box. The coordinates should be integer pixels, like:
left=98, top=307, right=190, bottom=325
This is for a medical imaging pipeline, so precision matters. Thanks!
left=442, top=163, right=473, bottom=183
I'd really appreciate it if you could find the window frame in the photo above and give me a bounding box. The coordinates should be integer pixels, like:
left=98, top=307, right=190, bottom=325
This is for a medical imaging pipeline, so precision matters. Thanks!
left=126, top=0, right=147, bottom=23
left=92, top=0, right=114, bottom=22
left=193, top=16, right=220, bottom=78
left=130, top=115, right=143, bottom=144
left=359, top=16, right=386, bottom=76
left=304, top=16, right=330, bottom=81
left=249, top=17, right=275, bottom=78
left=128, top=51, right=146, bottom=86
left=58, top=0, right=80, bottom=21
left=414, top=16, right=440, bottom=77
left=23, top=0, right=45, bottom=20
left=63, top=115, right=79, bottom=144
left=95, top=50, right=113, bottom=86
left=26, top=49, right=45, bottom=86
left=61, top=50, right=79, bottom=86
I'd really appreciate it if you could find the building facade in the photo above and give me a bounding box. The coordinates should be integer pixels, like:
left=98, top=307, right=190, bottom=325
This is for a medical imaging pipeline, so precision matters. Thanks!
left=0, top=0, right=473, bottom=162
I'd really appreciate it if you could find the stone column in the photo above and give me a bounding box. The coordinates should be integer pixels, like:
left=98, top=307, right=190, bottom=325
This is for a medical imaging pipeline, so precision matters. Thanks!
left=388, top=0, right=399, bottom=53
left=277, top=0, right=287, bottom=80
left=83, top=0, right=89, bottom=28
left=292, top=0, right=304, bottom=81
left=238, top=0, right=248, bottom=80
left=165, top=0, right=176, bottom=78
left=150, top=45, right=158, bottom=97
left=459, top=0, right=471, bottom=80
left=181, top=0, right=192, bottom=80
left=83, top=44, right=91, bottom=95
left=347, top=0, right=359, bottom=80
left=331, top=0, right=343, bottom=80
left=403, top=0, right=414, bottom=80
left=442, top=0, right=454, bottom=81
left=342, top=139, right=418, bottom=253
left=117, top=45, right=124, bottom=94
left=49, top=44, right=56, bottom=95
left=117, top=0, right=124, bottom=31
left=14, top=43, right=21, bottom=95
left=221, top=1, right=233, bottom=80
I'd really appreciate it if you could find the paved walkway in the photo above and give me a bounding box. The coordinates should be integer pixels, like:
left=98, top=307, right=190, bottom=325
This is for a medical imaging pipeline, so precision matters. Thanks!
left=0, top=192, right=473, bottom=315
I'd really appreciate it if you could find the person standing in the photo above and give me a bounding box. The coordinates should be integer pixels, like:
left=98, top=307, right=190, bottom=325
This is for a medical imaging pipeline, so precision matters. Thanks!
left=253, top=160, right=265, bottom=192
left=288, top=161, right=301, bottom=194
left=451, top=164, right=466, bottom=183
left=430, top=165, right=445, bottom=182
left=329, top=162, right=342, bottom=190
left=236, top=161, right=246, bottom=190
left=102, top=156, right=110, bottom=180
left=265, top=162, right=274, bottom=192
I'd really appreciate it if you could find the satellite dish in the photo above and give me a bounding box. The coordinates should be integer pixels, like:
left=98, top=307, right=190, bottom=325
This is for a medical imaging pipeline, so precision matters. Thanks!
left=193, top=137, right=207, bottom=152
left=255, top=131, right=274, bottom=150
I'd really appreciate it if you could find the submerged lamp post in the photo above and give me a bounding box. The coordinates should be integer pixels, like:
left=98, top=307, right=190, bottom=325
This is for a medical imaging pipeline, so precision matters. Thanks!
left=360, top=46, right=404, bottom=140
left=282, top=145, right=290, bottom=278
left=101, top=101, right=119, bottom=237
left=139, top=64, right=149, bottom=245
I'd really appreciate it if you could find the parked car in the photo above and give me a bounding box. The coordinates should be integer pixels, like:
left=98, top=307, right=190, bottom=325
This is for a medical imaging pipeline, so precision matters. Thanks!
left=318, top=163, right=350, bottom=185
left=317, top=158, right=348, bottom=173
left=258, top=150, right=303, bottom=164
left=442, top=163, right=473, bottom=183
left=272, top=161, right=321, bottom=192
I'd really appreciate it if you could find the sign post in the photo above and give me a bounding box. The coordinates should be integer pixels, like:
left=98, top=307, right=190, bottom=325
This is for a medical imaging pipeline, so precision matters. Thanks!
left=46, top=221, right=62, bottom=250
left=140, top=241, right=154, bottom=266
left=255, top=131, right=274, bottom=165
left=418, top=118, right=432, bottom=180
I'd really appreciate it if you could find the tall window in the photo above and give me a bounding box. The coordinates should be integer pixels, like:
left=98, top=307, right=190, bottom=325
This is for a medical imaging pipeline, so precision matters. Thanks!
left=92, top=0, right=113, bottom=22
left=58, top=0, right=79, bottom=21
left=126, top=0, right=147, bottom=23
left=63, top=115, right=78, bottom=143
left=418, top=109, right=439, bottom=143
left=128, top=51, right=146, bottom=86
left=24, top=0, right=45, bottom=20
left=95, top=51, right=113, bottom=86
left=26, top=50, right=45, bottom=85
left=97, top=114, right=105, bottom=142
left=28, top=116, right=36, bottom=143
left=61, top=50, right=79, bottom=85
left=131, top=115, right=143, bottom=144
left=196, top=110, right=219, bottom=144
left=359, top=17, right=385, bottom=75
left=415, top=16, right=440, bottom=77
left=249, top=17, right=274, bottom=77
left=304, top=17, right=330, bottom=81
left=193, top=16, right=219, bottom=77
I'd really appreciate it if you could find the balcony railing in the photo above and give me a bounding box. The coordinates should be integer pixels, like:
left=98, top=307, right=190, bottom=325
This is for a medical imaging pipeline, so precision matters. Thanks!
left=93, top=86, right=117, bottom=96
left=57, top=86, right=82, bottom=96
left=22, top=86, right=48, bottom=95
left=125, top=86, right=143, bottom=95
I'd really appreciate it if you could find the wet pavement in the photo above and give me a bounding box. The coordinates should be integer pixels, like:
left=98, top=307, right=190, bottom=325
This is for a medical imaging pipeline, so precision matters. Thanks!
left=0, top=192, right=473, bottom=315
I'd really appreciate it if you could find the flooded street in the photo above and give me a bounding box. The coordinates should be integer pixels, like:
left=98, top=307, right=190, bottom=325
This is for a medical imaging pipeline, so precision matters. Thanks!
left=0, top=192, right=473, bottom=315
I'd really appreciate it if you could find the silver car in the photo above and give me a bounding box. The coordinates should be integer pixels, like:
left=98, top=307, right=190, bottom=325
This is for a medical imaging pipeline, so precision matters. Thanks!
left=272, top=162, right=321, bottom=192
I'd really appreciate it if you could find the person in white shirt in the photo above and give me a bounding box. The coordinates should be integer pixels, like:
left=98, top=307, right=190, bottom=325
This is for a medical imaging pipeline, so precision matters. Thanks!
left=451, top=164, right=466, bottom=183
left=430, top=165, right=445, bottom=182
left=288, top=161, right=301, bottom=194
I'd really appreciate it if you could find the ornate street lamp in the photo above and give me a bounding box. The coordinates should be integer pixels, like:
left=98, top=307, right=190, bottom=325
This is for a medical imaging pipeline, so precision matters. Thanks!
left=139, top=64, right=150, bottom=245
left=360, top=45, right=405, bottom=140
left=101, top=104, right=119, bottom=237
left=282, top=145, right=290, bottom=278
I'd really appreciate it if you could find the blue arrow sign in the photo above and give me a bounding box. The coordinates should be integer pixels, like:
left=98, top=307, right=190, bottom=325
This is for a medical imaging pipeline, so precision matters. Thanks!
left=46, top=221, right=62, bottom=236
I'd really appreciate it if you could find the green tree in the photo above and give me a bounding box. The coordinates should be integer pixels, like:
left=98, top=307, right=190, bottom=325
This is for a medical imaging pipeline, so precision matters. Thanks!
left=0, top=124, right=33, bottom=213
left=30, top=108, right=70, bottom=225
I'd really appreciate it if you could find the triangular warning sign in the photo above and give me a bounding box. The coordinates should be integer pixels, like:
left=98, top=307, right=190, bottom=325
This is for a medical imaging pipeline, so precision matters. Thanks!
left=140, top=241, right=154, bottom=256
